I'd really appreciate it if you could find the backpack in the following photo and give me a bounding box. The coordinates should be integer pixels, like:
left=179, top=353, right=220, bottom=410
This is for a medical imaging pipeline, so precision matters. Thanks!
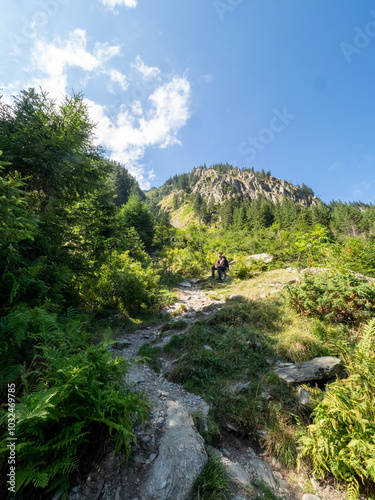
left=223, top=256, right=229, bottom=268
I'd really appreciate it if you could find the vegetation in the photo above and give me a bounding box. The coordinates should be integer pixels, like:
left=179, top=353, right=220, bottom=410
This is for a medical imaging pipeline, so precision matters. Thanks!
left=0, top=88, right=172, bottom=499
left=1, top=87, right=375, bottom=498
left=191, top=453, right=229, bottom=500
left=298, top=320, right=375, bottom=500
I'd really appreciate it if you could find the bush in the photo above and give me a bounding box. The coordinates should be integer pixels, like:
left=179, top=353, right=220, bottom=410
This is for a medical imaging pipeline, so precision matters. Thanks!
left=165, top=247, right=211, bottom=277
left=298, top=319, right=375, bottom=499
left=81, top=251, right=160, bottom=314
left=286, top=271, right=375, bottom=324
left=0, top=307, right=149, bottom=498
left=191, top=453, right=229, bottom=500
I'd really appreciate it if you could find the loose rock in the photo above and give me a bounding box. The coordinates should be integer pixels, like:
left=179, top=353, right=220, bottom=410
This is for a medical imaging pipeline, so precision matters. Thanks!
left=275, top=357, right=342, bottom=385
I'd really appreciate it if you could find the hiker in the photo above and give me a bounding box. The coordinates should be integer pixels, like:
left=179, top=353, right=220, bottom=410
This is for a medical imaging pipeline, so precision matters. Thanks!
left=211, top=252, right=229, bottom=281
left=170, top=235, right=175, bottom=242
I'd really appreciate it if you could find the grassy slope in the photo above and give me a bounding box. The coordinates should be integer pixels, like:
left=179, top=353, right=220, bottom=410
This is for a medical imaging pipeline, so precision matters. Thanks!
left=147, top=270, right=330, bottom=465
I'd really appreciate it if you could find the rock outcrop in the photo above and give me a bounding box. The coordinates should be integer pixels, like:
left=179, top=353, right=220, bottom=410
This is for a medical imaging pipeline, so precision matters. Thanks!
left=140, top=401, right=208, bottom=500
left=189, top=167, right=319, bottom=207
left=275, top=357, right=342, bottom=385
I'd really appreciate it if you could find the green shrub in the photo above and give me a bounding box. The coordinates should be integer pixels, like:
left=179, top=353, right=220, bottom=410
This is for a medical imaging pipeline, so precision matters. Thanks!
left=191, top=453, right=229, bottom=500
left=0, top=307, right=149, bottom=498
left=165, top=246, right=210, bottom=277
left=229, top=256, right=254, bottom=280
left=286, top=271, right=375, bottom=324
left=82, top=251, right=160, bottom=314
left=298, top=319, right=375, bottom=499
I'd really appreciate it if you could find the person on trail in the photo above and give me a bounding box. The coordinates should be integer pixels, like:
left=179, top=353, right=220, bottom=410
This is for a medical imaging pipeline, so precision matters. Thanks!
left=170, top=235, right=175, bottom=242
left=211, top=252, right=229, bottom=281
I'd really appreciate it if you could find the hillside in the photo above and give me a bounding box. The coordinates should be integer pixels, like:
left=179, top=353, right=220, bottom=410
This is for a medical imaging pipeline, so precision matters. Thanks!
left=147, top=164, right=321, bottom=228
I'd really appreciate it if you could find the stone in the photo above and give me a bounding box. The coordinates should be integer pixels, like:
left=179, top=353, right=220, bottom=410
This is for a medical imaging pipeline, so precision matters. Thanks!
left=228, top=382, right=250, bottom=395
left=221, top=456, right=252, bottom=489
left=248, top=456, right=278, bottom=490
left=302, top=495, right=320, bottom=500
left=298, top=387, right=312, bottom=406
left=180, top=281, right=192, bottom=287
left=275, top=357, right=341, bottom=385
left=140, top=401, right=207, bottom=500
left=157, top=390, right=169, bottom=398
left=112, top=339, right=131, bottom=350
left=127, top=370, right=146, bottom=385
left=247, top=253, right=274, bottom=263
left=225, top=421, right=240, bottom=432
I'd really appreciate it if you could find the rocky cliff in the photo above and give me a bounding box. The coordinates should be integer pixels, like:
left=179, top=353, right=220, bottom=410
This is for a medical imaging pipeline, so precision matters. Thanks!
left=148, top=165, right=320, bottom=208
left=188, top=167, right=318, bottom=207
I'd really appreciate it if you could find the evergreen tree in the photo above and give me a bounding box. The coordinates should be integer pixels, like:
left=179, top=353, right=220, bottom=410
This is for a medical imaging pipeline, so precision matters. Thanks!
left=118, top=194, right=154, bottom=251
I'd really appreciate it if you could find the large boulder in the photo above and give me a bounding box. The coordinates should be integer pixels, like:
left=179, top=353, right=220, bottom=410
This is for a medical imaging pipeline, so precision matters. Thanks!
left=274, top=357, right=341, bottom=385
left=140, top=401, right=208, bottom=500
left=247, top=253, right=274, bottom=263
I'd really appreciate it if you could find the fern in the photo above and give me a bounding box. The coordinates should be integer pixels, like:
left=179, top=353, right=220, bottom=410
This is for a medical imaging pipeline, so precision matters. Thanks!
left=298, top=319, right=375, bottom=498
left=0, top=310, right=149, bottom=497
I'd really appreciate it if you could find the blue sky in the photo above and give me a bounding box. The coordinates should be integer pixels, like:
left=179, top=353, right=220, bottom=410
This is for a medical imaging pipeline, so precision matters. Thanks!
left=1, top=0, right=375, bottom=203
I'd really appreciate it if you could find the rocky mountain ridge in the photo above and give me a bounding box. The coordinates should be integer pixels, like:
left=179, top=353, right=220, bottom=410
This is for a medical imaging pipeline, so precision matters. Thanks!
left=147, top=165, right=321, bottom=227
left=188, top=167, right=319, bottom=207
left=148, top=165, right=320, bottom=208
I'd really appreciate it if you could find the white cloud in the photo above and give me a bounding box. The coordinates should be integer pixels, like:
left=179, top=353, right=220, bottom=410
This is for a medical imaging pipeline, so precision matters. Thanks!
left=99, top=0, right=138, bottom=13
left=132, top=55, right=160, bottom=80
left=1, top=30, right=191, bottom=190
left=107, top=69, right=128, bottom=93
left=90, top=76, right=191, bottom=189
left=28, top=29, right=121, bottom=100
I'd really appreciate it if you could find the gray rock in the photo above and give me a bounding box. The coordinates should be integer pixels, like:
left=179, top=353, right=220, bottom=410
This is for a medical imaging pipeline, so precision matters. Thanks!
left=221, top=455, right=252, bottom=489
left=228, top=382, right=250, bottom=395
left=298, top=387, right=312, bottom=406
left=180, top=281, right=192, bottom=287
left=112, top=339, right=131, bottom=350
left=127, top=369, right=146, bottom=385
left=247, top=253, right=274, bottom=263
left=302, top=495, right=320, bottom=500
left=141, top=401, right=207, bottom=500
left=275, top=357, right=341, bottom=385
left=248, top=456, right=278, bottom=490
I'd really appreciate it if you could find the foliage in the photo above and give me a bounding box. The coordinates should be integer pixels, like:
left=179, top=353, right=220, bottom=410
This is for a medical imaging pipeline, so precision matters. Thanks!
left=261, top=403, right=297, bottom=467
left=191, top=453, right=229, bottom=500
left=0, top=88, right=160, bottom=498
left=117, top=194, right=154, bottom=251
left=294, top=224, right=330, bottom=270
left=253, top=479, right=283, bottom=500
left=298, top=319, right=375, bottom=499
left=80, top=251, right=160, bottom=314
left=0, top=89, right=108, bottom=207
left=0, top=159, right=36, bottom=249
left=0, top=308, right=149, bottom=497
left=165, top=246, right=210, bottom=277
left=286, top=271, right=375, bottom=324
left=138, top=343, right=162, bottom=372
left=229, top=256, right=267, bottom=280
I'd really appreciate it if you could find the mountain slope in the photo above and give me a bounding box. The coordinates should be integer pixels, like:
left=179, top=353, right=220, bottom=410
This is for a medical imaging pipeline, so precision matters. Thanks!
left=147, top=164, right=321, bottom=228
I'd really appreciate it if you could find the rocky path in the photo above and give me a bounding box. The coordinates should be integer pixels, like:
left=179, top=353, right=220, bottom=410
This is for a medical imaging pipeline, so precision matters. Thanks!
left=69, top=279, right=301, bottom=500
